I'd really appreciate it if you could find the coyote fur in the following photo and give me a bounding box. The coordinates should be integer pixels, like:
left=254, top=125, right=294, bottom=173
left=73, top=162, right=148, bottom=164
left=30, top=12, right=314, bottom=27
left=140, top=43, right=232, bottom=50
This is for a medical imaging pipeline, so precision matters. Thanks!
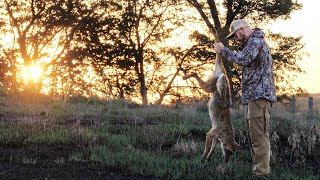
left=183, top=30, right=241, bottom=163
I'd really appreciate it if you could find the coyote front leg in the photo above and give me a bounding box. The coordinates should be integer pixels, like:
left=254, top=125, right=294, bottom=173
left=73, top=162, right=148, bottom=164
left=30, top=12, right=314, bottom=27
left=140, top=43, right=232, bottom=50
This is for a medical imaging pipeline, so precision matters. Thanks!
left=183, top=73, right=219, bottom=93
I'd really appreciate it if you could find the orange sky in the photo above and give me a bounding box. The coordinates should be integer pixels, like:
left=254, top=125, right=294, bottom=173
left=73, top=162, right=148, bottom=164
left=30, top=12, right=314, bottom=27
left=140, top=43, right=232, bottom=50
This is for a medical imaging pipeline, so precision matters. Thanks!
left=267, top=0, right=320, bottom=94
left=174, top=0, right=320, bottom=94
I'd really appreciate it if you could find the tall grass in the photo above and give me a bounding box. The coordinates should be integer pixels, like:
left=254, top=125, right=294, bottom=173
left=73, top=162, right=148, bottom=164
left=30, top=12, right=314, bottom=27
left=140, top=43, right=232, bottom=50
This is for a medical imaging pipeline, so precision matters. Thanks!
left=0, top=94, right=319, bottom=179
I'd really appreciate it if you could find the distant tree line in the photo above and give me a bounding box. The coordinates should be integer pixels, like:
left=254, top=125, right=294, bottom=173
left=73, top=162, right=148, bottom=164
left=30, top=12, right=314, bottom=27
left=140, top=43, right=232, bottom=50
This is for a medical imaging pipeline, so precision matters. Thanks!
left=0, top=0, right=305, bottom=106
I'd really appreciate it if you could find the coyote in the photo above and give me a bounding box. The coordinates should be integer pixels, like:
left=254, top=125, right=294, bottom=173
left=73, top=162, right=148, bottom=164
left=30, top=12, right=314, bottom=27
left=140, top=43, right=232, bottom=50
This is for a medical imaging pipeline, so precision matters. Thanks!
left=183, top=30, right=241, bottom=163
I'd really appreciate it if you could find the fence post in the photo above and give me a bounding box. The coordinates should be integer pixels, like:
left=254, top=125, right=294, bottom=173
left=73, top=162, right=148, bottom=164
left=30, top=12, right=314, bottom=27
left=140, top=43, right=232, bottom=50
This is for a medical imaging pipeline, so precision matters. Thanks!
left=292, top=95, right=296, bottom=113
left=309, top=97, right=314, bottom=115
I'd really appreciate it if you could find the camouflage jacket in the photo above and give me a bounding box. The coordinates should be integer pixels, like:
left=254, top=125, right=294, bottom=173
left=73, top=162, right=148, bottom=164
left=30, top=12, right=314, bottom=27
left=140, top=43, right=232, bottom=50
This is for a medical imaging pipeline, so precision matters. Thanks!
left=221, top=29, right=277, bottom=105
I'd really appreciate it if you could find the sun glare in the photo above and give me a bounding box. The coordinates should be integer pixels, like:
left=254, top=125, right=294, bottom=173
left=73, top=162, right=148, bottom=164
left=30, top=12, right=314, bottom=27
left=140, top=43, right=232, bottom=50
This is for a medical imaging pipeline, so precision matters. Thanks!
left=23, top=65, right=43, bottom=83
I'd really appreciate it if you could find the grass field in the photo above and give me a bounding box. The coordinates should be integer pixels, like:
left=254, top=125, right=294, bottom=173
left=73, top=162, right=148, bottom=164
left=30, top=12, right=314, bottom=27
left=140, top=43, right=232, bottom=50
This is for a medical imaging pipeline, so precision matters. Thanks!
left=0, top=94, right=319, bottom=179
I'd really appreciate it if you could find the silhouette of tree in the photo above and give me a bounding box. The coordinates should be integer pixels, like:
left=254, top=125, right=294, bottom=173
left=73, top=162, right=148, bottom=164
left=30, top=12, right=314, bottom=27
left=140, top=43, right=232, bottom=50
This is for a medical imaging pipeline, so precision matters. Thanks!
left=185, top=0, right=304, bottom=98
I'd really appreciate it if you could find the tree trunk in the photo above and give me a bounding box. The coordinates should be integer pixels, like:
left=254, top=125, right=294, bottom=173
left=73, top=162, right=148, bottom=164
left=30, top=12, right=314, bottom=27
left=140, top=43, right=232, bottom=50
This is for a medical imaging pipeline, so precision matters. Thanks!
left=136, top=51, right=148, bottom=106
left=139, top=72, right=148, bottom=106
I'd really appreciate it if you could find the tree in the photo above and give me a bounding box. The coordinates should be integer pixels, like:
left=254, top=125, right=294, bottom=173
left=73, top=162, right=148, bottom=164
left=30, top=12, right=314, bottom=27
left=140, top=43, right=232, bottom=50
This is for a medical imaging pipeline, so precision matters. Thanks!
left=185, top=0, right=304, bottom=97
left=0, top=0, right=187, bottom=104
left=152, top=45, right=197, bottom=105
left=0, top=0, right=81, bottom=93
left=1, top=0, right=305, bottom=105
left=269, top=32, right=307, bottom=94
left=0, top=0, right=122, bottom=99
left=152, top=32, right=216, bottom=105
left=108, top=0, right=180, bottom=106
left=46, top=1, right=124, bottom=99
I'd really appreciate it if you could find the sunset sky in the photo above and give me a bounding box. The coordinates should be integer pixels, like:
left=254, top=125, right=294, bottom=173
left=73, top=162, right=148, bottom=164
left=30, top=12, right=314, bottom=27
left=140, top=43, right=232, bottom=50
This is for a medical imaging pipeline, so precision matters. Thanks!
left=267, top=0, right=320, bottom=94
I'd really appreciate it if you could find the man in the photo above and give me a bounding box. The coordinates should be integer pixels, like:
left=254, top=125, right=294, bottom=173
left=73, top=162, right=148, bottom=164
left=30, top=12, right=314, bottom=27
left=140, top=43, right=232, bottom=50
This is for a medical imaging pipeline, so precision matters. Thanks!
left=213, top=19, right=277, bottom=177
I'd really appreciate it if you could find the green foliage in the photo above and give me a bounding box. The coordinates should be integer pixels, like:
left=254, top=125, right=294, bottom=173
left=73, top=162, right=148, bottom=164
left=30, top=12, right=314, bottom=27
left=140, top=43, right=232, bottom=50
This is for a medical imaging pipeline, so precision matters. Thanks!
left=76, top=146, right=217, bottom=180
left=1, top=96, right=319, bottom=179
left=0, top=0, right=307, bottom=104
left=230, top=0, right=303, bottom=22
left=186, top=0, right=305, bottom=98
left=269, top=33, right=307, bottom=94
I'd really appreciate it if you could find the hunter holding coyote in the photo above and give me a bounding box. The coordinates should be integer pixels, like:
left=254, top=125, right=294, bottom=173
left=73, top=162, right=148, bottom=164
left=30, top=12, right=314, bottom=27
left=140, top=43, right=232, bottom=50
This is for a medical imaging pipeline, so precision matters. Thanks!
left=214, top=19, right=277, bottom=177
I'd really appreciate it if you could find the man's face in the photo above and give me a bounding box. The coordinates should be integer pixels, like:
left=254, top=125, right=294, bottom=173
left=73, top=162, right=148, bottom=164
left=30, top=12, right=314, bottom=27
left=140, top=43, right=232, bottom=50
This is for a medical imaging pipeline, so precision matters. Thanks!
left=233, top=28, right=245, bottom=43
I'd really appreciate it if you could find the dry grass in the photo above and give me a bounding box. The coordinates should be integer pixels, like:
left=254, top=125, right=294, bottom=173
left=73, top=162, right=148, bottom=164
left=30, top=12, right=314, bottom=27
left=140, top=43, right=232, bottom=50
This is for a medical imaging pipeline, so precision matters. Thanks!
left=0, top=94, right=319, bottom=179
left=172, top=140, right=197, bottom=157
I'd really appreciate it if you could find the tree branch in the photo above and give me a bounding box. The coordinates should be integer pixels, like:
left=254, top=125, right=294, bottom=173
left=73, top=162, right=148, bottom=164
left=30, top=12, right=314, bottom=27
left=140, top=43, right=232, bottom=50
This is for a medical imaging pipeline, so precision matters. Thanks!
left=207, top=0, right=221, bottom=30
left=187, top=0, right=218, bottom=40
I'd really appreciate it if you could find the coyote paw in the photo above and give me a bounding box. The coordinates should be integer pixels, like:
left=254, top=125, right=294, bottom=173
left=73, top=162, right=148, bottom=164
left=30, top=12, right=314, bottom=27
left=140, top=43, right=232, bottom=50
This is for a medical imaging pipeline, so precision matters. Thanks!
left=224, top=149, right=233, bottom=163
left=201, top=156, right=206, bottom=163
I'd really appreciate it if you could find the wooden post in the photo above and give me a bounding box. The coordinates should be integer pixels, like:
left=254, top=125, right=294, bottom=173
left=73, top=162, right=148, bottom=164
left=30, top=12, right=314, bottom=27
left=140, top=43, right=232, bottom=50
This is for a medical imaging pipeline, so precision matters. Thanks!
left=292, top=95, right=296, bottom=113
left=309, top=97, right=314, bottom=115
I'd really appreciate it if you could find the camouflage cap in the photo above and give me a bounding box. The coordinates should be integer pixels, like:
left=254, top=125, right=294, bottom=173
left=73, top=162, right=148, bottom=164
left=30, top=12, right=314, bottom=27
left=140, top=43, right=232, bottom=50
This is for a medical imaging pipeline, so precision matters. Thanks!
left=226, top=19, right=251, bottom=39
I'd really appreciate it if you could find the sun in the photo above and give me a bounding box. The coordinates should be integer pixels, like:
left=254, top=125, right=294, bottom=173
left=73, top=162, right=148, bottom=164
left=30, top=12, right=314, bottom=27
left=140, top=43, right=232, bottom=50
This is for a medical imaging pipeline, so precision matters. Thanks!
left=22, top=64, right=43, bottom=83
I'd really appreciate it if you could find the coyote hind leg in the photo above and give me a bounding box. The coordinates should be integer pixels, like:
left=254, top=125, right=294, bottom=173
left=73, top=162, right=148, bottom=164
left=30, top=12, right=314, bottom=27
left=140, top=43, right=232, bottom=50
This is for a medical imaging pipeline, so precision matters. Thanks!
left=221, top=141, right=241, bottom=163
left=224, top=148, right=233, bottom=163
left=201, top=128, right=218, bottom=162
left=206, top=137, right=218, bottom=161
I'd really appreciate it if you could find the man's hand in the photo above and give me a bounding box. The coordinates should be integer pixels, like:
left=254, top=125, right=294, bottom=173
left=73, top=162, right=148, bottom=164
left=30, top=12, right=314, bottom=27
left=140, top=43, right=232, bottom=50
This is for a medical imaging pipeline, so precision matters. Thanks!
left=213, top=42, right=224, bottom=54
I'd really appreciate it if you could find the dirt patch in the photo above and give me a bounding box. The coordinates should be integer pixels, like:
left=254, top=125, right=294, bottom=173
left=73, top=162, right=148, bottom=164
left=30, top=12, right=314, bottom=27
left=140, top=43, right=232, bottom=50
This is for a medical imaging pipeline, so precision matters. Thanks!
left=0, top=145, right=161, bottom=180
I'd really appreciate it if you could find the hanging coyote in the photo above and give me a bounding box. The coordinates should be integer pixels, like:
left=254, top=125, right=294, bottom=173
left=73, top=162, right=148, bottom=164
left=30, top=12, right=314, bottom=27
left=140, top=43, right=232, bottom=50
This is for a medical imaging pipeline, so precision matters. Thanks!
left=183, top=29, right=241, bottom=163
